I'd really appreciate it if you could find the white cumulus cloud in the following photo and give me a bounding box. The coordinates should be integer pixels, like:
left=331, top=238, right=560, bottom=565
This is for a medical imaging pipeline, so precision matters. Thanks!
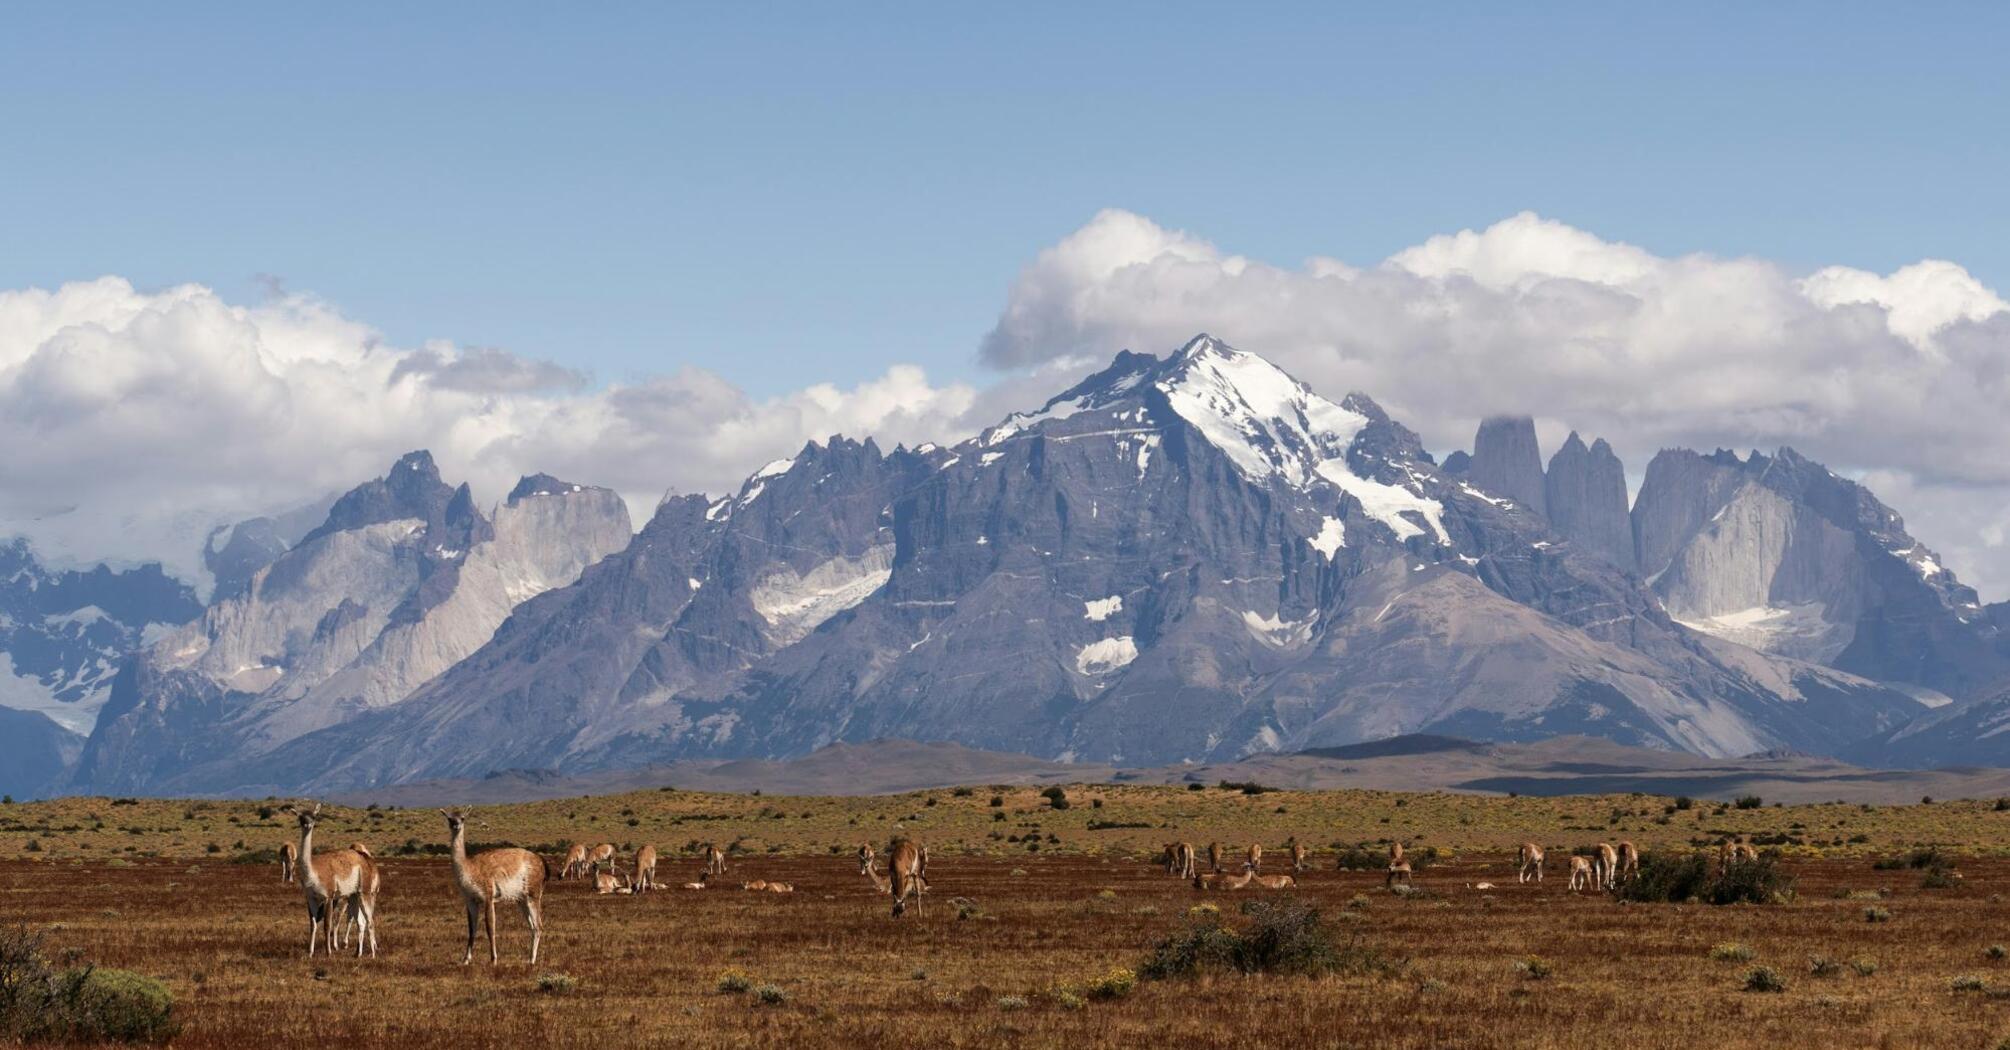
left=0, top=278, right=981, bottom=586
left=982, top=209, right=2010, bottom=598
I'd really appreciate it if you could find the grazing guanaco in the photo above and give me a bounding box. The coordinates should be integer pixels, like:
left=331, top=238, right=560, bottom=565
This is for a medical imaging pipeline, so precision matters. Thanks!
left=1193, top=867, right=1255, bottom=891
left=443, top=809, right=548, bottom=965
left=285, top=803, right=379, bottom=958
left=1207, top=842, right=1225, bottom=873
left=1517, top=842, right=1545, bottom=884
left=1161, top=842, right=1196, bottom=879
left=1246, top=842, right=1263, bottom=874
left=1287, top=837, right=1308, bottom=873
left=704, top=843, right=727, bottom=876
left=587, top=843, right=617, bottom=874
left=561, top=843, right=588, bottom=880
left=1568, top=855, right=1594, bottom=891
left=279, top=841, right=297, bottom=883
left=862, top=837, right=927, bottom=917
left=1385, top=861, right=1413, bottom=888
left=1593, top=842, right=1619, bottom=890
left=1616, top=840, right=1640, bottom=883
left=633, top=844, right=659, bottom=892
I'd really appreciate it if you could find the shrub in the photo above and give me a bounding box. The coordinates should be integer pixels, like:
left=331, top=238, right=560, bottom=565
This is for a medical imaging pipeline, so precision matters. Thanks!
left=1673, top=796, right=1695, bottom=811
left=989, top=795, right=1004, bottom=808
left=1083, top=967, right=1135, bottom=1001
left=0, top=926, right=177, bottom=1044
left=1513, top=956, right=1552, bottom=980
left=1988, top=945, right=2008, bottom=961
left=1807, top=956, right=1841, bottom=978
left=1708, top=942, right=1755, bottom=962
left=1053, top=988, right=1085, bottom=1010
left=1952, top=975, right=1986, bottom=992
left=534, top=973, right=577, bottom=995
left=1849, top=957, right=1878, bottom=977
left=751, top=984, right=788, bottom=1005
left=1863, top=906, right=1892, bottom=923
left=995, top=994, right=1027, bottom=1011
left=716, top=969, right=753, bottom=994
left=1332, top=846, right=1384, bottom=871
left=1734, top=796, right=1764, bottom=810
left=1141, top=899, right=1387, bottom=981
left=1743, top=966, right=1787, bottom=993
left=952, top=786, right=974, bottom=797
left=1616, top=852, right=1793, bottom=905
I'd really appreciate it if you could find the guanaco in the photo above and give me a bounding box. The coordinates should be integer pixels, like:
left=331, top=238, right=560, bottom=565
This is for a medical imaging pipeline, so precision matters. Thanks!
left=862, top=837, right=927, bottom=917
left=633, top=844, right=659, bottom=893
left=279, top=841, right=297, bottom=883
left=560, top=843, right=588, bottom=880
left=704, top=843, right=727, bottom=876
left=285, top=803, right=379, bottom=958
left=443, top=809, right=548, bottom=965
left=1517, top=842, right=1545, bottom=884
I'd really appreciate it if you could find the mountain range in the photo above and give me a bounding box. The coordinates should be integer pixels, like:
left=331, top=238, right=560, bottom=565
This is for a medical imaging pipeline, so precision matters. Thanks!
left=8, top=335, right=2010, bottom=797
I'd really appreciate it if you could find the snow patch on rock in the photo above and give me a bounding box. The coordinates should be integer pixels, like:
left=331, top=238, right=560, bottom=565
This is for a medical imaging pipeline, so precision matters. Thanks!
left=1075, top=636, right=1138, bottom=675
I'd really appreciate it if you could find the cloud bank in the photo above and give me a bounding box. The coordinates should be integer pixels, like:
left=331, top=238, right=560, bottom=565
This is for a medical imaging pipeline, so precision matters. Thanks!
left=982, top=210, right=2010, bottom=599
left=5, top=211, right=2008, bottom=601
left=0, top=278, right=980, bottom=586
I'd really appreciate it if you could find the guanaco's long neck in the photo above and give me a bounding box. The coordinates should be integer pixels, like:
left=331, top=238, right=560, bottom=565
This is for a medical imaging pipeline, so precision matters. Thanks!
left=298, top=823, right=324, bottom=894
left=449, top=826, right=474, bottom=888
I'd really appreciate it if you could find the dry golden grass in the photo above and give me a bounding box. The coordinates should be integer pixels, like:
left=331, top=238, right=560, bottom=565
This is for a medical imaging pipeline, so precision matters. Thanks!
left=6, top=786, right=2010, bottom=1047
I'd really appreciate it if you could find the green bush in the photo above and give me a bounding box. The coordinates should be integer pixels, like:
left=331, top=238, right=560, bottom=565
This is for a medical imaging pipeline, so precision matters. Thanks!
left=1708, top=942, right=1755, bottom=962
left=1613, top=852, right=1792, bottom=905
left=534, top=972, right=576, bottom=995
left=0, top=926, right=177, bottom=1044
left=751, top=984, right=788, bottom=1005
left=1141, top=899, right=1391, bottom=981
left=1743, top=966, right=1787, bottom=993
left=715, top=968, right=752, bottom=994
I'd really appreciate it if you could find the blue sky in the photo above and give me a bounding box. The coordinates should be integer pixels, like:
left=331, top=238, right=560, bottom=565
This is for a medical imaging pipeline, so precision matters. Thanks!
left=5, top=4, right=2007, bottom=396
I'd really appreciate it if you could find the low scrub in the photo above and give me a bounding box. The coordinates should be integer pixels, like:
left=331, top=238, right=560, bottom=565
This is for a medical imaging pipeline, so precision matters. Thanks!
left=1611, top=853, right=1793, bottom=905
left=1140, top=899, right=1396, bottom=981
left=0, top=926, right=177, bottom=1043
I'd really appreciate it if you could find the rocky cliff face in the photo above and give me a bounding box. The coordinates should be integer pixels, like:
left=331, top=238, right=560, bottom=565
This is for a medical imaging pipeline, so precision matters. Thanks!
left=1468, top=415, right=1547, bottom=518
left=222, top=337, right=1927, bottom=793
left=69, top=453, right=631, bottom=793
left=0, top=540, right=200, bottom=797
left=1630, top=447, right=2010, bottom=699
left=1544, top=433, right=1635, bottom=572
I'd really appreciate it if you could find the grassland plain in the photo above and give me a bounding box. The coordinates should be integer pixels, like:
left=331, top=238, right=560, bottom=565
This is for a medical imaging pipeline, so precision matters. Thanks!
left=6, top=786, right=2010, bottom=1048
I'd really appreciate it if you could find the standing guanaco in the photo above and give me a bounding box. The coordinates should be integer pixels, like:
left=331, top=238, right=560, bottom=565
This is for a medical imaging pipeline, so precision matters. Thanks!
left=278, top=842, right=297, bottom=883
left=284, top=803, right=379, bottom=958
left=443, top=809, right=548, bottom=965
left=633, top=844, right=659, bottom=892
left=704, top=843, right=727, bottom=876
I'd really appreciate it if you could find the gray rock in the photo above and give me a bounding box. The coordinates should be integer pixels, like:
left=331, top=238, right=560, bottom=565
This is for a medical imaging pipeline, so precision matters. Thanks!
left=1544, top=432, right=1635, bottom=572
left=231, top=337, right=1925, bottom=793
left=1467, top=415, right=1547, bottom=518
left=69, top=454, right=632, bottom=793
left=1632, top=446, right=2010, bottom=698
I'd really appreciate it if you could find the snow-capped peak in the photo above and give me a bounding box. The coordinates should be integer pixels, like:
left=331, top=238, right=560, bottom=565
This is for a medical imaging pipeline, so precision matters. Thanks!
left=1155, top=334, right=1371, bottom=488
